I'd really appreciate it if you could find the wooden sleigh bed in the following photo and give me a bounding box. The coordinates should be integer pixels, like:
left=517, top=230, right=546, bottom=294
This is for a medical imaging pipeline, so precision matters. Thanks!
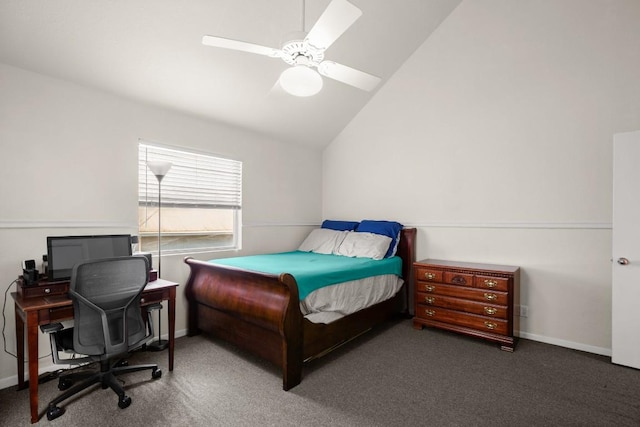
left=184, top=227, right=416, bottom=390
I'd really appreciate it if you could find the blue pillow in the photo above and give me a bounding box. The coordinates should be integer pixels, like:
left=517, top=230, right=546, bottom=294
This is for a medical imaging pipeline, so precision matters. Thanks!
left=321, top=220, right=359, bottom=231
left=355, top=220, right=403, bottom=258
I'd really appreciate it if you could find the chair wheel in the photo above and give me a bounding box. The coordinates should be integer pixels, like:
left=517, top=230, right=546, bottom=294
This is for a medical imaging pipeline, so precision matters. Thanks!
left=46, top=405, right=65, bottom=421
left=118, top=395, right=132, bottom=409
left=152, top=368, right=162, bottom=379
left=58, top=378, right=73, bottom=390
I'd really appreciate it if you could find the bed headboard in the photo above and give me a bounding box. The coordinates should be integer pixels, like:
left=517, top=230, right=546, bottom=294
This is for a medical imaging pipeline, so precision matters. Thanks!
left=397, top=228, right=417, bottom=314
left=397, top=227, right=416, bottom=281
left=397, top=227, right=416, bottom=314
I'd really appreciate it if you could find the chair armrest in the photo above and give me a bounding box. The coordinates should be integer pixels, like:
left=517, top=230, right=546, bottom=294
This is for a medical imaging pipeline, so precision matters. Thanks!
left=40, top=323, right=64, bottom=334
left=145, top=303, right=163, bottom=311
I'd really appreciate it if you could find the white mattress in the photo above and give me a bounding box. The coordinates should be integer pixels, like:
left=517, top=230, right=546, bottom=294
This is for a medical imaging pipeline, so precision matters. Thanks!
left=300, top=274, right=404, bottom=324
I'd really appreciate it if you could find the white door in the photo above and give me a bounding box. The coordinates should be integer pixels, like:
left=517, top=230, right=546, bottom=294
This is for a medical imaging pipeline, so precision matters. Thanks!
left=612, top=130, right=640, bottom=369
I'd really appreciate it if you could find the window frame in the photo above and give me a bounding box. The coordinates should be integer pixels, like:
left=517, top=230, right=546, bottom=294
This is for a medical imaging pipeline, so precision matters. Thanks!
left=138, top=141, right=242, bottom=255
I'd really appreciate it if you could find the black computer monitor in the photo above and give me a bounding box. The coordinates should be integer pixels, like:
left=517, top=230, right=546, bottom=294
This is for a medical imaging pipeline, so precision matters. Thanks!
left=46, top=234, right=132, bottom=281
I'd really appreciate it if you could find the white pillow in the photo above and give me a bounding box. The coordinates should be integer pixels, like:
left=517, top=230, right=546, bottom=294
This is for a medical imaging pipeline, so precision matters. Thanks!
left=334, top=232, right=392, bottom=260
left=298, top=229, right=348, bottom=254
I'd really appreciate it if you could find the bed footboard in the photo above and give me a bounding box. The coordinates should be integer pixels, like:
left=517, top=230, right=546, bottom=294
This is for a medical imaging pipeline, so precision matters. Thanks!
left=184, top=257, right=304, bottom=390
left=183, top=227, right=416, bottom=390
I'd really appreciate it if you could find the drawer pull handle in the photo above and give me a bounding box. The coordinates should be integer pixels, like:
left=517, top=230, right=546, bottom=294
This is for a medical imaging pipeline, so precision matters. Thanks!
left=484, top=321, right=497, bottom=330
left=484, top=279, right=498, bottom=288
left=484, top=293, right=497, bottom=301
left=425, top=296, right=435, bottom=304
left=425, top=309, right=435, bottom=317
left=44, top=288, right=51, bottom=294
left=484, top=307, right=497, bottom=315
left=451, top=275, right=467, bottom=285
left=425, top=285, right=435, bottom=292
left=425, top=272, right=436, bottom=280
left=141, top=298, right=145, bottom=303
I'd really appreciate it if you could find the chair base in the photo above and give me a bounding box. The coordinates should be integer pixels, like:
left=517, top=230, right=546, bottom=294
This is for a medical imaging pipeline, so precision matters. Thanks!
left=46, top=359, right=161, bottom=421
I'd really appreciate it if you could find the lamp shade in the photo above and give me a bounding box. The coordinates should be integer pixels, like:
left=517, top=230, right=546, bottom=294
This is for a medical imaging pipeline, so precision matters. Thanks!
left=279, top=65, right=323, bottom=97
left=147, top=161, right=172, bottom=181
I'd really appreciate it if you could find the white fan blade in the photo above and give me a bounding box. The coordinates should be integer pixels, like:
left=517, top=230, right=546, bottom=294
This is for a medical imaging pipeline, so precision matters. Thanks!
left=202, top=35, right=281, bottom=58
left=317, top=61, right=381, bottom=92
left=305, top=0, right=362, bottom=51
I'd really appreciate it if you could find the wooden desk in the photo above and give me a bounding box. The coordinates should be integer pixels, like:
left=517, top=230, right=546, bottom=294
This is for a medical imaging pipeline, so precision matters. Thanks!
left=12, top=278, right=178, bottom=424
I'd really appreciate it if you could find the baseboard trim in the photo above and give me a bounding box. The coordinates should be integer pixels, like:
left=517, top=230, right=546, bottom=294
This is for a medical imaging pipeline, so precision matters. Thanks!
left=1, top=328, right=611, bottom=390
left=518, top=331, right=611, bottom=357
left=0, top=328, right=188, bottom=391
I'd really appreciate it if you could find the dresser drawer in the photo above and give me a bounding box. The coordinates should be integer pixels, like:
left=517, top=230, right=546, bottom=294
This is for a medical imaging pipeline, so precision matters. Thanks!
left=417, top=306, right=508, bottom=335
left=443, top=271, right=473, bottom=286
left=475, top=275, right=509, bottom=292
left=416, top=282, right=508, bottom=305
left=417, top=293, right=507, bottom=319
left=415, top=268, right=442, bottom=282
left=415, top=281, right=439, bottom=293
left=415, top=281, right=443, bottom=292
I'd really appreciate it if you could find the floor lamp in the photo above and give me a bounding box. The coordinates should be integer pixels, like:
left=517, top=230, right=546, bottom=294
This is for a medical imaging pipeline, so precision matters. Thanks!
left=146, top=160, right=172, bottom=352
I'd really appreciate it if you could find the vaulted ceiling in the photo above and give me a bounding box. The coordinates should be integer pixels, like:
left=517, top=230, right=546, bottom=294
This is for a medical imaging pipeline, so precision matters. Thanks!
left=0, top=0, right=461, bottom=148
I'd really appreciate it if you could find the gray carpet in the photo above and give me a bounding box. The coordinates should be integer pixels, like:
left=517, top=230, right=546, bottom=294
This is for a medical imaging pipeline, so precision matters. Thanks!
left=1, top=319, right=639, bottom=426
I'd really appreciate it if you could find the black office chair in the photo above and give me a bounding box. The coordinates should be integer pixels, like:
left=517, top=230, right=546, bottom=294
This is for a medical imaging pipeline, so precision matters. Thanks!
left=41, top=256, right=162, bottom=421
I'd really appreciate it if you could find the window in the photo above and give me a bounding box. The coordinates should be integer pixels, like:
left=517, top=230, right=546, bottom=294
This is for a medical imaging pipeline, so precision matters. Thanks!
left=138, top=142, right=242, bottom=254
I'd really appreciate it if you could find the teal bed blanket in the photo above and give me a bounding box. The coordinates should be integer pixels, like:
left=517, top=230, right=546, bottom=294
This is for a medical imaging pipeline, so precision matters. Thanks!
left=210, top=251, right=402, bottom=300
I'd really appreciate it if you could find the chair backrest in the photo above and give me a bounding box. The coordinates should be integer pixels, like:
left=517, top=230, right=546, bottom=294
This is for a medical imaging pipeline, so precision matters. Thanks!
left=70, top=256, right=149, bottom=357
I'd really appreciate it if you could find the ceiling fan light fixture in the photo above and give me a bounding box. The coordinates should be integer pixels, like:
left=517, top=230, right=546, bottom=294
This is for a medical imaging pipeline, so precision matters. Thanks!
left=202, top=0, right=374, bottom=94
left=279, top=65, right=323, bottom=97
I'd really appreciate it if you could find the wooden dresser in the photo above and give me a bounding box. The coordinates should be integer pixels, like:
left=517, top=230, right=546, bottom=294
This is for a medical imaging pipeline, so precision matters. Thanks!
left=413, top=259, right=520, bottom=351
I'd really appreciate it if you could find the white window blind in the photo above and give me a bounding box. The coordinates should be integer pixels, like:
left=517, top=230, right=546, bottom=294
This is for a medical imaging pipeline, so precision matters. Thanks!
left=138, top=143, right=242, bottom=210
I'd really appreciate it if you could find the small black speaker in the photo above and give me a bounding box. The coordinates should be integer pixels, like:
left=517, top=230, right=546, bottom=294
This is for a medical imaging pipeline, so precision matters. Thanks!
left=23, top=268, right=39, bottom=286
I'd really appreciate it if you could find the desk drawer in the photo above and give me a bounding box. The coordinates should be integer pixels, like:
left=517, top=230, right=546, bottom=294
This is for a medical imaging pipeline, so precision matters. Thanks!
left=19, top=282, right=69, bottom=299
left=38, top=306, right=73, bottom=324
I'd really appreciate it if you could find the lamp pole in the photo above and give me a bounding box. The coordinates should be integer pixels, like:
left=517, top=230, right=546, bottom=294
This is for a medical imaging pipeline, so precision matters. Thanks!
left=146, top=161, right=172, bottom=277
left=156, top=176, right=164, bottom=276
left=146, top=160, right=172, bottom=351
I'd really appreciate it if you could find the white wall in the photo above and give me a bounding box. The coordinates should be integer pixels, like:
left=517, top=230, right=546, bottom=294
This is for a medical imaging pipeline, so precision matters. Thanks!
left=323, top=0, right=640, bottom=354
left=0, top=63, right=321, bottom=387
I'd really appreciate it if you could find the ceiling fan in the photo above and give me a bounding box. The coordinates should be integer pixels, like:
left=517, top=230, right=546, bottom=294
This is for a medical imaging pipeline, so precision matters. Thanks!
left=202, top=0, right=381, bottom=97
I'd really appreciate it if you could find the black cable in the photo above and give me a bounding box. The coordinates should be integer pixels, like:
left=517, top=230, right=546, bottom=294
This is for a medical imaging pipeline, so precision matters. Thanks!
left=2, top=279, right=52, bottom=361
left=2, top=279, right=18, bottom=358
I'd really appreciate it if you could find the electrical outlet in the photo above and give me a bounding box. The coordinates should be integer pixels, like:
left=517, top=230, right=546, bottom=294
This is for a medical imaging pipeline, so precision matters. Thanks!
left=517, top=305, right=529, bottom=317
